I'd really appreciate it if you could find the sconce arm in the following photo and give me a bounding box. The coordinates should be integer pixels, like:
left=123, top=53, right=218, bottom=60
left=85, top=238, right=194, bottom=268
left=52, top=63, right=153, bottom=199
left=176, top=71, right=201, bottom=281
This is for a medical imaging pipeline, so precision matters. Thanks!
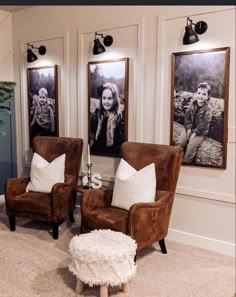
left=95, top=32, right=104, bottom=39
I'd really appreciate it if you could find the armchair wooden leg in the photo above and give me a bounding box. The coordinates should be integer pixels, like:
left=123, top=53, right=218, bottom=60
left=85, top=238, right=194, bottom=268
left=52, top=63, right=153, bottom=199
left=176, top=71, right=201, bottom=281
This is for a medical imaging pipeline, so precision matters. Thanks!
left=9, top=216, right=15, bottom=231
left=68, top=211, right=75, bottom=223
left=159, top=239, right=167, bottom=254
left=52, top=223, right=59, bottom=239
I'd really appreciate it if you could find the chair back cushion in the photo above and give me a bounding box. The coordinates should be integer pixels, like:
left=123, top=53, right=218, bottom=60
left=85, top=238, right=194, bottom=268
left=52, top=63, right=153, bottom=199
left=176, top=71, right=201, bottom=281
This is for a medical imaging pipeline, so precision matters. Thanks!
left=26, top=153, right=65, bottom=193
left=32, top=136, right=83, bottom=185
left=121, top=142, right=183, bottom=192
left=111, top=158, right=156, bottom=210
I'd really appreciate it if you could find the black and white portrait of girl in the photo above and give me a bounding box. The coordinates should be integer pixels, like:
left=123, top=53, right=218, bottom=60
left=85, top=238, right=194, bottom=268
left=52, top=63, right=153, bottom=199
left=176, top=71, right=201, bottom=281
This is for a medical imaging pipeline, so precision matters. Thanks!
left=88, top=58, right=129, bottom=157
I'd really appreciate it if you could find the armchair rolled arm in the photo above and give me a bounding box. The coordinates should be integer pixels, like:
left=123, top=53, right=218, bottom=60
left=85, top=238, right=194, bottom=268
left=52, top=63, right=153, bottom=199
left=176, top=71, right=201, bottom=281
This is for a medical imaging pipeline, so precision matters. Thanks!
left=81, top=188, right=113, bottom=217
left=128, top=191, right=174, bottom=248
left=51, top=183, right=76, bottom=220
left=5, top=177, right=30, bottom=205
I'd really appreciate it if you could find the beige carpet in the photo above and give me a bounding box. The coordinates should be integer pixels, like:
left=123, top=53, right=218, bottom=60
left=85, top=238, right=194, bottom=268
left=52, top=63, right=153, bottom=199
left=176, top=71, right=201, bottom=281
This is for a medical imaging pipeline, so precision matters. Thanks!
left=0, top=197, right=235, bottom=297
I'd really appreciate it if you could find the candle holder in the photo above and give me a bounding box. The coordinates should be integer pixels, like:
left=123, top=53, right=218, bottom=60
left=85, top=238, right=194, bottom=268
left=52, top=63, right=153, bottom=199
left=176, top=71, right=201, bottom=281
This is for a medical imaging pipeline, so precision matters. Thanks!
left=81, top=163, right=93, bottom=189
left=87, top=163, right=92, bottom=188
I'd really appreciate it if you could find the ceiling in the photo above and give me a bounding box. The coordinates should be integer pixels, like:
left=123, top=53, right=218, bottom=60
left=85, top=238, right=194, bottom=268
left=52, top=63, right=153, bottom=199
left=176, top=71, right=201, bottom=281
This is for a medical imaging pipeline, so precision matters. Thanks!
left=0, top=6, right=32, bottom=12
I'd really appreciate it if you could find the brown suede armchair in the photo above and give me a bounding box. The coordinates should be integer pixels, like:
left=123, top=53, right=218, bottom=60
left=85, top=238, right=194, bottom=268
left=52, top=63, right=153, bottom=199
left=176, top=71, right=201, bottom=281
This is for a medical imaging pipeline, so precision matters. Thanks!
left=81, top=142, right=183, bottom=253
left=4, top=136, right=83, bottom=239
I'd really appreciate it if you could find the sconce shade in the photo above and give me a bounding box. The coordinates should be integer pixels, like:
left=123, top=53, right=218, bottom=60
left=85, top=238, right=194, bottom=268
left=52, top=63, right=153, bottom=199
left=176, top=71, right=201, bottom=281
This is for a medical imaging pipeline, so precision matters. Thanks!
left=93, top=38, right=106, bottom=55
left=27, top=49, right=38, bottom=63
left=92, top=32, right=114, bottom=55
left=26, top=43, right=46, bottom=63
left=183, top=25, right=199, bottom=45
left=183, top=17, right=208, bottom=45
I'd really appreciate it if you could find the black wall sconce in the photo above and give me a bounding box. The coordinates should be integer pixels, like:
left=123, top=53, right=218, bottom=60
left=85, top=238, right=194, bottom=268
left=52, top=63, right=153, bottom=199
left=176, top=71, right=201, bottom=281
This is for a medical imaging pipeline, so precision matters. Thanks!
left=183, top=17, right=208, bottom=45
left=93, top=32, right=113, bottom=55
left=27, top=43, right=47, bottom=63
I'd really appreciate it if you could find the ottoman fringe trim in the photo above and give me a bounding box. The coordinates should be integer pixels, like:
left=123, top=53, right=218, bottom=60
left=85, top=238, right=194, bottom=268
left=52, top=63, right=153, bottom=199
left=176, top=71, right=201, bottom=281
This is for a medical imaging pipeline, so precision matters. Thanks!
left=68, top=264, right=137, bottom=287
left=68, top=229, right=137, bottom=288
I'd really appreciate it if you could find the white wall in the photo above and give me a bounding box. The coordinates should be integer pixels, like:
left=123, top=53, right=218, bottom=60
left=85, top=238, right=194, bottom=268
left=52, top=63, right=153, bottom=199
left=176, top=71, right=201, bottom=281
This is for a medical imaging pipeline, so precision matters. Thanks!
left=7, top=5, right=236, bottom=256
left=155, top=7, right=235, bottom=257
left=0, top=10, right=13, bottom=80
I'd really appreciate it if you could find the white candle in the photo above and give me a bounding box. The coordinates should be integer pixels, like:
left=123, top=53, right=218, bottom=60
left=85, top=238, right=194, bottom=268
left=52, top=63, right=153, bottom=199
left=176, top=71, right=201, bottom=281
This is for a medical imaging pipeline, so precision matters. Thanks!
left=88, top=144, right=91, bottom=164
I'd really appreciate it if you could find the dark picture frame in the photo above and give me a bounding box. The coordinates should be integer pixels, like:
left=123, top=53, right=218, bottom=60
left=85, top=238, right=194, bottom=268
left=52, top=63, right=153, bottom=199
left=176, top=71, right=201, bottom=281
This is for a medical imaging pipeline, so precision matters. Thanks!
left=27, top=65, right=59, bottom=146
left=170, top=47, right=230, bottom=169
left=88, top=58, right=129, bottom=157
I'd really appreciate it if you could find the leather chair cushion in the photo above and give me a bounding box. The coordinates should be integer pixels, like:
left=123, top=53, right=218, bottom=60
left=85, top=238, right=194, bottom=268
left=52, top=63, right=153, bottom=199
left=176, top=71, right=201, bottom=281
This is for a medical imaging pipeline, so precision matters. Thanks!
left=8, top=192, right=51, bottom=215
left=83, top=207, right=128, bottom=234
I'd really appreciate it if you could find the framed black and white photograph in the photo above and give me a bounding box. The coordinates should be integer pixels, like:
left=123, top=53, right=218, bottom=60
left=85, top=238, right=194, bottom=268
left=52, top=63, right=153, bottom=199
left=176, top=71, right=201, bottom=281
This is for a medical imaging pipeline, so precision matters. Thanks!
left=88, top=58, right=129, bottom=157
left=27, top=65, right=59, bottom=146
left=170, top=47, right=230, bottom=169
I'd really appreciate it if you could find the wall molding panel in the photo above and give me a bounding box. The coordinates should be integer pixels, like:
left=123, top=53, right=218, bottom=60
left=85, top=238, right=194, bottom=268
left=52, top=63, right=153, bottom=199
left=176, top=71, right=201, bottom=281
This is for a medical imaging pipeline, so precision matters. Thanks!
left=228, top=126, right=235, bottom=143
left=134, top=17, right=145, bottom=142
left=82, top=171, right=235, bottom=204
left=78, top=19, right=144, bottom=175
left=176, top=186, right=235, bottom=204
left=155, top=8, right=235, bottom=205
left=19, top=33, right=69, bottom=167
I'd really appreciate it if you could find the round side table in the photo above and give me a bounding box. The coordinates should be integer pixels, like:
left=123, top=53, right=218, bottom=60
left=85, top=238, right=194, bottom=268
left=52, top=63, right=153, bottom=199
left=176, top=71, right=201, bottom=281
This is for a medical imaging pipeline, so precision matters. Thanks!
left=69, top=229, right=137, bottom=297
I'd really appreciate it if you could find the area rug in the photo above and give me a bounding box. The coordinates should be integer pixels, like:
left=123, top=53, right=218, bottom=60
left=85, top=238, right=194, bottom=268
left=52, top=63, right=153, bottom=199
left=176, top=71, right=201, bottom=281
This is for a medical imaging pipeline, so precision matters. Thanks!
left=0, top=197, right=235, bottom=297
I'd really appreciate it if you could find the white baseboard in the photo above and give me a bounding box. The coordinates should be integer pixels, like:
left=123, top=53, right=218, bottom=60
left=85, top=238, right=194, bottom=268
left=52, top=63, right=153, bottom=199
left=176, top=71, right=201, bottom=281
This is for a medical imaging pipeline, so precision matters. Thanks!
left=167, top=228, right=235, bottom=257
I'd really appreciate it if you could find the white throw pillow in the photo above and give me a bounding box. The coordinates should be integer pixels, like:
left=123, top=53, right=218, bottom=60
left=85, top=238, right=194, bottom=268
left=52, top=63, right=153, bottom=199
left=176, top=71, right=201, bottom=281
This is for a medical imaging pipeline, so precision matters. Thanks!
left=26, top=153, right=65, bottom=193
left=111, top=159, right=156, bottom=211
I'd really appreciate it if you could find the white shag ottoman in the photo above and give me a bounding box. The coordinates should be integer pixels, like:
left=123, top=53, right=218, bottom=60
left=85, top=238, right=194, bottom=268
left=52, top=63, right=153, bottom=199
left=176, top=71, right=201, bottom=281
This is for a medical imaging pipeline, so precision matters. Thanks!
left=69, top=229, right=137, bottom=297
